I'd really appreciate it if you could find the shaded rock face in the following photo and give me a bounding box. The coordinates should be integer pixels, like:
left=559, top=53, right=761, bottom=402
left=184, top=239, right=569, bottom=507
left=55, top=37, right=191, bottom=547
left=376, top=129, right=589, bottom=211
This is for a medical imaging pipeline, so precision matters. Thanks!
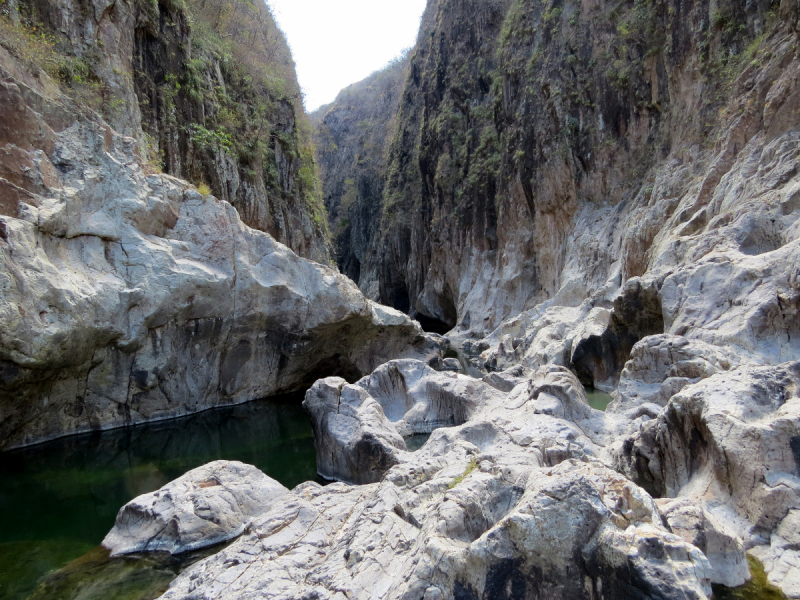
left=8, top=0, right=329, bottom=260
left=0, top=50, right=434, bottom=449
left=312, top=55, right=409, bottom=296
left=570, top=277, right=665, bottom=390
left=314, top=0, right=800, bottom=340
left=102, top=461, right=288, bottom=556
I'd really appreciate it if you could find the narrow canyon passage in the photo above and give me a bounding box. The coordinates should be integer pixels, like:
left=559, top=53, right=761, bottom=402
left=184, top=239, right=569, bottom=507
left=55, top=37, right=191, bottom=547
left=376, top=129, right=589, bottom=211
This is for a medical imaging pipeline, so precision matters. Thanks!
left=1, top=0, right=800, bottom=597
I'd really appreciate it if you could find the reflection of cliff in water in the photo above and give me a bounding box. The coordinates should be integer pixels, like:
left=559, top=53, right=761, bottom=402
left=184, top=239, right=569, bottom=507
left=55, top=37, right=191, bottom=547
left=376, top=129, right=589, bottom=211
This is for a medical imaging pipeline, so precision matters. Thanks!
left=0, top=393, right=318, bottom=600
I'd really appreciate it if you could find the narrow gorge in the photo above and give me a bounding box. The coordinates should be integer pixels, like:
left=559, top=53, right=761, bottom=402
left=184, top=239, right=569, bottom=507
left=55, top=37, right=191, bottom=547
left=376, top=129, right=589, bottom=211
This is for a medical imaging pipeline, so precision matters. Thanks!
left=1, top=0, right=800, bottom=598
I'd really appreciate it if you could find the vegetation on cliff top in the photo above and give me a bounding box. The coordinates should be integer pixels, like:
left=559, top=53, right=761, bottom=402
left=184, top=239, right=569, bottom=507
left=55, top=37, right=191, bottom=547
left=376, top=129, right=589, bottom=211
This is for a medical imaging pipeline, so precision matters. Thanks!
left=0, top=0, right=329, bottom=254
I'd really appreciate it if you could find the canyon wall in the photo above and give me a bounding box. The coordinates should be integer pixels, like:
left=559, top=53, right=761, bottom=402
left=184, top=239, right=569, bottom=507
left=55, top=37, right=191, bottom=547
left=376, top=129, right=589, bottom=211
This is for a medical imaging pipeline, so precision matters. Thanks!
left=0, top=1, right=446, bottom=449
left=0, top=48, right=432, bottom=448
left=312, top=53, right=409, bottom=298
left=2, top=0, right=330, bottom=260
left=318, top=0, right=800, bottom=337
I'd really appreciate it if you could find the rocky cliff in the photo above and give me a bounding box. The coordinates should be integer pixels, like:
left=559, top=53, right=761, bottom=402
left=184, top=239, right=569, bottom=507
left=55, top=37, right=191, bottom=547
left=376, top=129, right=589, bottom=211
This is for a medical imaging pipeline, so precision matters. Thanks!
left=312, top=52, right=409, bottom=297
left=4, top=0, right=800, bottom=597
left=319, top=0, right=800, bottom=338
left=1, top=0, right=330, bottom=260
left=287, top=2, right=800, bottom=595
left=0, top=11, right=436, bottom=449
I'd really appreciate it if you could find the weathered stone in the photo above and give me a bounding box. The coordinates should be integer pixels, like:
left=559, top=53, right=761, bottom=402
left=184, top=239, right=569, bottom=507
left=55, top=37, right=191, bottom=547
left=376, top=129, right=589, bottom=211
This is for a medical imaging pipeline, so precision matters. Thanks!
left=570, top=277, right=665, bottom=391
left=159, top=454, right=711, bottom=599
left=615, top=363, right=800, bottom=597
left=656, top=497, right=749, bottom=587
left=750, top=508, right=800, bottom=597
left=609, top=334, right=740, bottom=416
left=102, top=461, right=288, bottom=556
left=0, top=55, right=436, bottom=450
left=442, top=357, right=462, bottom=372
left=303, top=359, right=499, bottom=483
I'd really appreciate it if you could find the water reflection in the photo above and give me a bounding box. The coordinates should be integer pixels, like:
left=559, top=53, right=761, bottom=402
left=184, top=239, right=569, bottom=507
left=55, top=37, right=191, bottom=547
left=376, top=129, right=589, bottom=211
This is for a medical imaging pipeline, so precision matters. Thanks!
left=0, top=393, right=318, bottom=600
left=405, top=433, right=432, bottom=452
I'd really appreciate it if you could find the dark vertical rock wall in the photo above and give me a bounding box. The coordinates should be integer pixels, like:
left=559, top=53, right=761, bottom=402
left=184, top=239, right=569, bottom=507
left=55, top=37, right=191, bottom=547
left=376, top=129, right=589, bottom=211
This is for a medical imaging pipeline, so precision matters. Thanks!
left=312, top=53, right=410, bottom=296
left=316, top=0, right=791, bottom=335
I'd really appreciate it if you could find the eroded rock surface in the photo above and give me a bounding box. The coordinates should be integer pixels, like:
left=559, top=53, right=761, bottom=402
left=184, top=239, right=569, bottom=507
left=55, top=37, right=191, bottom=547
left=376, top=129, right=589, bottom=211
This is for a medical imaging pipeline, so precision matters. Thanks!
left=303, top=359, right=499, bottom=483
left=0, top=52, right=435, bottom=449
left=91, top=325, right=795, bottom=598
left=615, top=362, right=800, bottom=597
left=102, top=461, right=288, bottom=556
left=160, top=443, right=710, bottom=600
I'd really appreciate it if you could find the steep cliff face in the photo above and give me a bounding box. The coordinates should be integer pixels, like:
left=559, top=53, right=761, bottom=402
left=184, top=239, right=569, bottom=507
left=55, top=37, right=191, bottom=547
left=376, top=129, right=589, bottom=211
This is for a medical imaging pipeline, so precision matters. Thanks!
left=0, top=3, right=442, bottom=449
left=133, top=0, right=330, bottom=262
left=312, top=54, right=409, bottom=296
left=0, top=49, right=434, bottom=450
left=328, top=0, right=799, bottom=335
left=1, top=0, right=330, bottom=261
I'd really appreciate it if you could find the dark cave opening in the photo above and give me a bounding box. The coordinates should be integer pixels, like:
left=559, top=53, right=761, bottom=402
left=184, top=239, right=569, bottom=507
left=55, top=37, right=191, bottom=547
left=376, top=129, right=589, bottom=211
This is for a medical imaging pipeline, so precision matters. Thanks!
left=289, top=353, right=364, bottom=391
left=570, top=281, right=665, bottom=389
left=415, top=313, right=456, bottom=335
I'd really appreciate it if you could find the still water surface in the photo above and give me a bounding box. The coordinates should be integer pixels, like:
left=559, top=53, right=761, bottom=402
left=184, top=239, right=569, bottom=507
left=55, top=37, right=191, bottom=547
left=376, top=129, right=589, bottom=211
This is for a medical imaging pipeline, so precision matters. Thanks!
left=0, top=393, right=319, bottom=600
left=585, top=389, right=614, bottom=411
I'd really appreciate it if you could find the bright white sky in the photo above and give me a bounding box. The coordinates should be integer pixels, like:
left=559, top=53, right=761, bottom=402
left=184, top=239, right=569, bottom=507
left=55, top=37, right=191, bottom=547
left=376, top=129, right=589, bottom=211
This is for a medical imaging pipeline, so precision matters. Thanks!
left=267, top=0, right=427, bottom=112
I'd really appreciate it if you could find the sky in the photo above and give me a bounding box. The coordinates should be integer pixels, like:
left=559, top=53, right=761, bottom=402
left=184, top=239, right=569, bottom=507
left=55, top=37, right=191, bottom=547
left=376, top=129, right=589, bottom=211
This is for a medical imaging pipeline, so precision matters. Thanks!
left=267, top=0, right=427, bottom=113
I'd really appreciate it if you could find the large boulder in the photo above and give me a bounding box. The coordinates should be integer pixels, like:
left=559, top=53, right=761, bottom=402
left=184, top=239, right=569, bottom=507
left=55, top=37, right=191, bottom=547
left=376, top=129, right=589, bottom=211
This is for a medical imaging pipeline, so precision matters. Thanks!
left=0, top=54, right=436, bottom=449
left=303, top=359, right=498, bottom=484
left=303, top=376, right=408, bottom=485
left=102, top=461, right=287, bottom=556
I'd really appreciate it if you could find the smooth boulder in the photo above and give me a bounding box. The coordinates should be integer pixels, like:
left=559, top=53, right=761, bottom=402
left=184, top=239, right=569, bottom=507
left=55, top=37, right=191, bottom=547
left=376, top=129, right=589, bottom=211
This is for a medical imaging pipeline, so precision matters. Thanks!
left=102, top=461, right=288, bottom=556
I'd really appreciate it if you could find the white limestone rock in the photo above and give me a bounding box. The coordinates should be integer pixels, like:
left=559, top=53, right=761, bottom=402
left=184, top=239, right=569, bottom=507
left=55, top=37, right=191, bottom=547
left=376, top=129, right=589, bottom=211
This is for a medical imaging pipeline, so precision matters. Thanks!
left=102, top=461, right=288, bottom=556
left=303, top=359, right=500, bottom=484
left=0, top=65, right=436, bottom=450
left=616, top=362, right=800, bottom=597
left=656, top=497, right=749, bottom=587
left=158, top=454, right=711, bottom=599
left=609, top=334, right=740, bottom=417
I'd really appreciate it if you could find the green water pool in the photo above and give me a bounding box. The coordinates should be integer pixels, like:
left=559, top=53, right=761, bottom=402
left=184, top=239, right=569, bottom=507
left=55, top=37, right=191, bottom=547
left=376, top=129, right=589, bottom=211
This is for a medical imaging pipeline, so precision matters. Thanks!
left=0, top=393, right=319, bottom=600
left=585, top=389, right=614, bottom=411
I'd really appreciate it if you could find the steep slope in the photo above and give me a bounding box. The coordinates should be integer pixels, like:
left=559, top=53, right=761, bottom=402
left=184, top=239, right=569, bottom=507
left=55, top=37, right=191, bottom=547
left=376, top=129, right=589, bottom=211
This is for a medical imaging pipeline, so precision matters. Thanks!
left=0, top=8, right=436, bottom=449
left=312, top=52, right=410, bottom=295
left=0, top=0, right=330, bottom=260
left=332, top=0, right=799, bottom=336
